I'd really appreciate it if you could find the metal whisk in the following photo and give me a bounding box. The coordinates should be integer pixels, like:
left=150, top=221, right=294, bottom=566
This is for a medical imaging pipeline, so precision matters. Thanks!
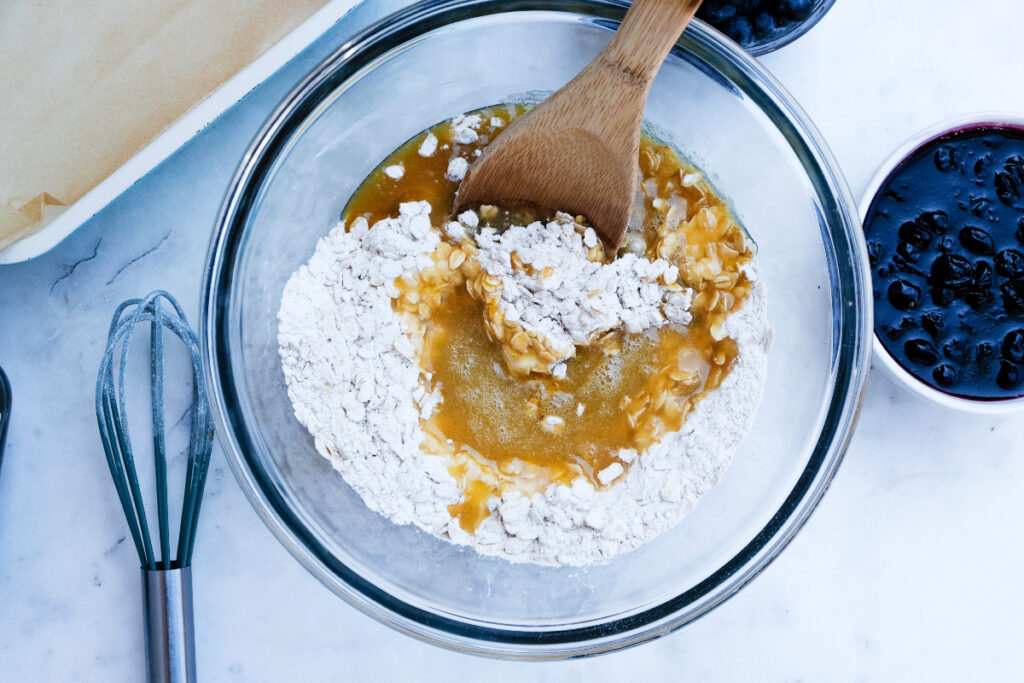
left=96, top=291, right=214, bottom=683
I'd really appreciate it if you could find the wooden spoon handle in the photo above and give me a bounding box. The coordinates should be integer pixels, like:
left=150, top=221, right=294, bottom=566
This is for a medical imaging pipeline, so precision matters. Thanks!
left=602, top=0, right=703, bottom=89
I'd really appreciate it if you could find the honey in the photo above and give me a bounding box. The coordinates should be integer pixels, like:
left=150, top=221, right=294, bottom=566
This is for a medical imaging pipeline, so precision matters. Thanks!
left=342, top=106, right=754, bottom=533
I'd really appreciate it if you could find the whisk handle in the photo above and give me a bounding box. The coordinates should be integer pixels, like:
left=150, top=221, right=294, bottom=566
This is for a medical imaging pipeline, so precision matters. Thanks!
left=142, top=567, right=197, bottom=683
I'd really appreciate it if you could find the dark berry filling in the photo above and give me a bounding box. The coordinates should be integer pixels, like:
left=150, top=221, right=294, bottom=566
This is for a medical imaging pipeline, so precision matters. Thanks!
left=697, top=0, right=822, bottom=50
left=865, top=126, right=1024, bottom=400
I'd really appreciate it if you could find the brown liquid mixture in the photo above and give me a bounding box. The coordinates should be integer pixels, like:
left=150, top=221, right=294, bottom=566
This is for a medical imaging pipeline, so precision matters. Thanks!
left=427, top=289, right=662, bottom=477
left=343, top=106, right=753, bottom=532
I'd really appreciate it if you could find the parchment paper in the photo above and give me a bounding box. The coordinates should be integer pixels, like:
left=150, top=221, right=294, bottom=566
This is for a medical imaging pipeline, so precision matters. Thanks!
left=0, top=0, right=331, bottom=251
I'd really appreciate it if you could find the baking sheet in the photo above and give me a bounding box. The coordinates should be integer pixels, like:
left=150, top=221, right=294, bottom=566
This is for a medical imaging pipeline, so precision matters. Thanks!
left=0, top=0, right=354, bottom=260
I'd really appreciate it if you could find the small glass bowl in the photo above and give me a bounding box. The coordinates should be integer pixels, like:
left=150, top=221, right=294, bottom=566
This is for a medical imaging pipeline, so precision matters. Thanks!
left=202, top=0, right=871, bottom=658
left=704, top=0, right=838, bottom=56
left=860, top=113, right=1024, bottom=415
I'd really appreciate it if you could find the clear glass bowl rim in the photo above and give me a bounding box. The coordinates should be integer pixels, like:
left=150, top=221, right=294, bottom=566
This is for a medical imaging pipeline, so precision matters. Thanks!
left=200, top=0, right=872, bottom=659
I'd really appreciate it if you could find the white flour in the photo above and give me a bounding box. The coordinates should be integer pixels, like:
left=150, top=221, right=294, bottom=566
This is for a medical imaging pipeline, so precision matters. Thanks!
left=417, top=132, right=438, bottom=157
left=445, top=157, right=469, bottom=181
left=279, top=202, right=458, bottom=532
left=279, top=193, right=771, bottom=565
left=450, top=114, right=482, bottom=144
left=470, top=213, right=693, bottom=375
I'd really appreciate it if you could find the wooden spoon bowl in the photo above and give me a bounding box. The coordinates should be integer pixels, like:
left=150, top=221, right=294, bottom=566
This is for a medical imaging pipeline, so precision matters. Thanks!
left=453, top=0, right=703, bottom=255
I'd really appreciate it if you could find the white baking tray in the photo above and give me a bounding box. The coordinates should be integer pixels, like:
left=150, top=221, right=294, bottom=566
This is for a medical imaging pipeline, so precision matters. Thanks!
left=0, top=0, right=359, bottom=265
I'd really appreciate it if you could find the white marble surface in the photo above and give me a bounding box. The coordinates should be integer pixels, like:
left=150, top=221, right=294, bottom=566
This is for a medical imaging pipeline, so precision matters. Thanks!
left=2, top=0, right=1023, bottom=680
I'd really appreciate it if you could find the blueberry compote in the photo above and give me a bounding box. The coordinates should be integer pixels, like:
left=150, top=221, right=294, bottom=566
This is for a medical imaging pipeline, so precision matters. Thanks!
left=865, top=125, right=1024, bottom=400
left=697, top=0, right=820, bottom=51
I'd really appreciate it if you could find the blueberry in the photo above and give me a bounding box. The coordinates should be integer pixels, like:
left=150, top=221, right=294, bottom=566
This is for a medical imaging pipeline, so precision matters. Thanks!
left=930, top=253, right=974, bottom=291
left=905, top=338, right=940, bottom=366
left=934, top=146, right=957, bottom=172
left=897, top=241, right=923, bottom=262
left=966, top=288, right=991, bottom=309
left=973, top=260, right=994, bottom=290
left=753, top=12, right=778, bottom=38
left=888, top=279, right=922, bottom=310
left=977, top=341, right=995, bottom=361
left=722, top=16, right=754, bottom=45
left=943, top=339, right=971, bottom=365
left=1005, top=155, right=1024, bottom=183
left=1017, top=217, right=1024, bottom=246
left=778, top=0, right=814, bottom=20
left=959, top=226, right=995, bottom=255
left=899, top=221, right=933, bottom=249
left=965, top=287, right=994, bottom=310
left=1002, top=279, right=1024, bottom=311
left=932, top=364, right=958, bottom=387
left=996, top=360, right=1022, bottom=390
left=994, top=249, right=1024, bottom=278
left=1003, top=329, right=1024, bottom=363
left=995, top=170, right=1022, bottom=205
left=917, top=210, right=949, bottom=233
left=921, top=312, right=945, bottom=338
left=699, top=2, right=737, bottom=23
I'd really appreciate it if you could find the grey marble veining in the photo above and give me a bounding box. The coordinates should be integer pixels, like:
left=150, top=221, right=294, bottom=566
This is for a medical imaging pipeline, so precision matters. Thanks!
left=2, top=0, right=1024, bottom=680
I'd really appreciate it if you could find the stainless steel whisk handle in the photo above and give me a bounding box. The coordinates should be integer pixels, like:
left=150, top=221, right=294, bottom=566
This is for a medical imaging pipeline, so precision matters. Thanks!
left=142, top=567, right=197, bottom=683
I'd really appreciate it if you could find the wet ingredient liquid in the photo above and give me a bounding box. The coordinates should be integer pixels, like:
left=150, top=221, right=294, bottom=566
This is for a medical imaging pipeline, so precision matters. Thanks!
left=344, top=106, right=754, bottom=531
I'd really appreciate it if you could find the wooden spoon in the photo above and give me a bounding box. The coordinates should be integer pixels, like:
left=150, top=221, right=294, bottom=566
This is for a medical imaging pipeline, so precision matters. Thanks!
left=453, top=0, right=704, bottom=256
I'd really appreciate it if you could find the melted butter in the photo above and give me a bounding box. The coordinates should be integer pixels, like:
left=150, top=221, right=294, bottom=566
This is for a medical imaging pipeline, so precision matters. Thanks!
left=424, top=288, right=662, bottom=482
left=342, top=106, right=752, bottom=533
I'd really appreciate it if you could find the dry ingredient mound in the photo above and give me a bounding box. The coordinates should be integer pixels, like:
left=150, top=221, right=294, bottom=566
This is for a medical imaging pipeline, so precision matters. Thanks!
left=468, top=214, right=693, bottom=377
left=278, top=201, right=770, bottom=566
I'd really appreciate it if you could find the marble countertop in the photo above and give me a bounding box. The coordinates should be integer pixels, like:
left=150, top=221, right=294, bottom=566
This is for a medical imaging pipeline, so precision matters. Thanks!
left=2, top=0, right=1023, bottom=680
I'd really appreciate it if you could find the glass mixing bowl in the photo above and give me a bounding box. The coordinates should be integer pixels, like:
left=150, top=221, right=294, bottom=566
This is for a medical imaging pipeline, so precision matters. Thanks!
left=201, top=0, right=871, bottom=658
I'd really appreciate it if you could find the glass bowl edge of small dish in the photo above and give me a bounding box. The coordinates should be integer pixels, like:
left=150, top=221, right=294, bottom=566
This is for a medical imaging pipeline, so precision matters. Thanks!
left=743, top=0, right=839, bottom=56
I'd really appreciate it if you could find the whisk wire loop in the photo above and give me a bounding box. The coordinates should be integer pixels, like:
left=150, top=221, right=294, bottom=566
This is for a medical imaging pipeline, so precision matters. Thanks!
left=96, top=291, right=214, bottom=571
left=151, top=297, right=171, bottom=570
